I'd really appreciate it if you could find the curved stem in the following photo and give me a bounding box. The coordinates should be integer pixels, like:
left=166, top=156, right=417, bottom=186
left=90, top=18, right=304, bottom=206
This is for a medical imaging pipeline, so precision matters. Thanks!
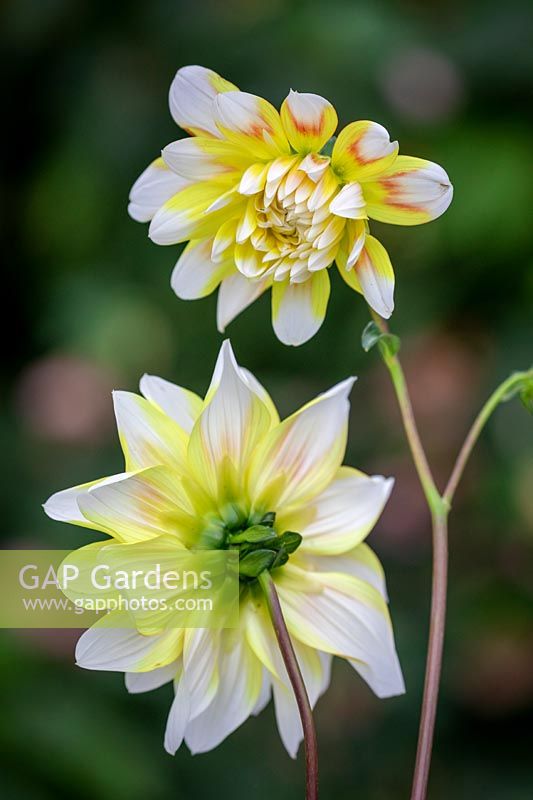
left=368, top=311, right=531, bottom=799
left=258, top=571, right=318, bottom=800
left=444, top=370, right=532, bottom=504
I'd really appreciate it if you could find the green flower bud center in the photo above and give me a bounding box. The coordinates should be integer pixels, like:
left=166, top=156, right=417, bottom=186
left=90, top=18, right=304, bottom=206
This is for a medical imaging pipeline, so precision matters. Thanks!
left=200, top=511, right=302, bottom=583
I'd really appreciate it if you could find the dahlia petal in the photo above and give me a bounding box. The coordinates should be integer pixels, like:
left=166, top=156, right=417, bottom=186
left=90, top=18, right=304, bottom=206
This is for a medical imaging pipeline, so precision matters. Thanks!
left=289, top=467, right=394, bottom=555
left=139, top=374, right=203, bottom=434
left=162, top=137, right=253, bottom=181
left=184, top=630, right=263, bottom=754
left=149, top=180, right=244, bottom=245
left=168, top=65, right=238, bottom=138
left=301, top=542, right=388, bottom=600
left=277, top=565, right=405, bottom=698
left=271, top=270, right=330, bottom=346
left=329, top=182, right=367, bottom=219
left=76, top=613, right=182, bottom=672
left=332, top=121, right=399, bottom=182
left=354, top=235, right=395, bottom=318
left=128, top=157, right=188, bottom=222
left=363, top=156, right=453, bottom=225
left=216, top=272, right=271, bottom=332
left=77, top=466, right=194, bottom=543
left=280, top=90, right=338, bottom=154
left=214, top=91, right=290, bottom=159
left=238, top=162, right=269, bottom=195
left=43, top=473, right=131, bottom=528
left=188, top=341, right=272, bottom=500
left=125, top=660, right=179, bottom=694
left=247, top=375, right=355, bottom=509
left=171, top=238, right=231, bottom=300
left=112, top=391, right=189, bottom=471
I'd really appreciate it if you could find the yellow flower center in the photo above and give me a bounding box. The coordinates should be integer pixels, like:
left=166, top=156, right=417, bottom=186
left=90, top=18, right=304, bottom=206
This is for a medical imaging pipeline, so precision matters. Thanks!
left=237, top=156, right=349, bottom=284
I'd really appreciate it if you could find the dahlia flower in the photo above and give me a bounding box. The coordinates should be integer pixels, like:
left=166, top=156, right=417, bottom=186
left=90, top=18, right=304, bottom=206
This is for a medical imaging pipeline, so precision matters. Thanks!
left=44, top=340, right=404, bottom=756
left=129, top=65, right=452, bottom=345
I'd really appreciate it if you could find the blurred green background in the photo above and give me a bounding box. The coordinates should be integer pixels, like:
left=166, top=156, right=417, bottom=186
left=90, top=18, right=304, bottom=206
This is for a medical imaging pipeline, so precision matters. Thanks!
left=2, top=0, right=533, bottom=797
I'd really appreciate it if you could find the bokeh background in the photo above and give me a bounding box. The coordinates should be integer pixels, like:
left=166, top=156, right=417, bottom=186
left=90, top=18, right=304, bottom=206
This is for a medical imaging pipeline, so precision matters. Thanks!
left=2, top=0, right=533, bottom=797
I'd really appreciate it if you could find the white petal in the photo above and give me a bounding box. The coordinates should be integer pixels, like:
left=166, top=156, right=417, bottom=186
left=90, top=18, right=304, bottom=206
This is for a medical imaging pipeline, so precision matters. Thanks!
left=171, top=238, right=229, bottom=300
left=302, top=543, right=388, bottom=600
left=182, top=628, right=220, bottom=719
left=184, top=632, right=262, bottom=754
left=125, top=660, right=179, bottom=694
left=128, top=158, right=187, bottom=223
left=76, top=617, right=181, bottom=672
left=278, top=566, right=405, bottom=699
left=168, top=65, right=238, bottom=138
left=297, top=468, right=394, bottom=554
left=139, top=374, right=202, bottom=434
left=164, top=672, right=190, bottom=755
left=187, top=341, right=272, bottom=499
left=355, top=236, right=395, bottom=319
left=271, top=270, right=330, bottom=347
left=77, top=466, right=193, bottom=543
left=113, top=390, right=189, bottom=471
left=252, top=670, right=272, bottom=716
left=216, top=272, right=270, bottom=332
left=329, top=182, right=367, bottom=219
left=43, top=472, right=130, bottom=527
left=248, top=376, right=355, bottom=514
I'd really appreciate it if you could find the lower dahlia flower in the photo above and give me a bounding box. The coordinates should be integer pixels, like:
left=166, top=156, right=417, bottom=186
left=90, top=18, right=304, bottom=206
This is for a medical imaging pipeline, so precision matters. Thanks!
left=44, top=341, right=404, bottom=756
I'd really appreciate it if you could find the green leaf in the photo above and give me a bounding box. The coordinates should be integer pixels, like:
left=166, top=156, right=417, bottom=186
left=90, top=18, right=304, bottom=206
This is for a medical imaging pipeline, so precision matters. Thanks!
left=361, top=321, right=400, bottom=358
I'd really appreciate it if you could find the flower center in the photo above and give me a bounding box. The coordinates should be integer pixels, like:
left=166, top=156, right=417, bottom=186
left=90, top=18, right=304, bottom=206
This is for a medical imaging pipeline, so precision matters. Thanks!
left=239, top=157, right=346, bottom=284
left=199, top=510, right=302, bottom=582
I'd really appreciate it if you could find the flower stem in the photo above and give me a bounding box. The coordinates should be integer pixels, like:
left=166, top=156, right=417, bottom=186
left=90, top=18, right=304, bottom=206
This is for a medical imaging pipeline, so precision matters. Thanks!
left=258, top=571, right=318, bottom=800
left=444, top=369, right=532, bottom=504
left=369, top=310, right=531, bottom=799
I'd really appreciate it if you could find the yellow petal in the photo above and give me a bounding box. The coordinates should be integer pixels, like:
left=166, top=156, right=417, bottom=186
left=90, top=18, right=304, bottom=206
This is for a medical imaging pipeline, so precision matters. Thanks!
left=332, top=121, right=399, bottom=182
left=187, top=341, right=272, bottom=502
left=280, top=90, right=337, bottom=154
left=214, top=91, right=290, bottom=159
left=112, top=391, right=189, bottom=472
left=362, top=156, right=453, bottom=225
left=162, top=137, right=255, bottom=181
left=78, top=466, right=196, bottom=544
left=149, top=180, right=244, bottom=245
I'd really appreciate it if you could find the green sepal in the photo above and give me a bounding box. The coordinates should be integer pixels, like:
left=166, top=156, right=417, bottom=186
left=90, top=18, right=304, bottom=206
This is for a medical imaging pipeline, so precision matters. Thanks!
left=277, top=531, right=303, bottom=554
left=229, top=525, right=277, bottom=545
left=239, top=549, right=277, bottom=578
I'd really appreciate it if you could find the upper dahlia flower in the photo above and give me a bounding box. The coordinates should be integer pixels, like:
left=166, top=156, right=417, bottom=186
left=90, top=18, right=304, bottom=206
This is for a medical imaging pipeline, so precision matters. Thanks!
left=44, top=340, right=404, bottom=756
left=129, top=65, right=452, bottom=345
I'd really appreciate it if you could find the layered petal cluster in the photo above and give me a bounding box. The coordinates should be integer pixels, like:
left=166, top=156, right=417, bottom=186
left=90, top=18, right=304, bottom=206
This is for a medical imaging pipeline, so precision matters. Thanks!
left=129, top=65, right=452, bottom=345
left=44, top=341, right=404, bottom=757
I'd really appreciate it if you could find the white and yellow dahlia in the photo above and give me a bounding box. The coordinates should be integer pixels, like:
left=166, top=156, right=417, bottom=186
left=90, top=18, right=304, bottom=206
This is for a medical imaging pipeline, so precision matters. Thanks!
left=129, top=65, right=452, bottom=345
left=44, top=340, right=404, bottom=756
